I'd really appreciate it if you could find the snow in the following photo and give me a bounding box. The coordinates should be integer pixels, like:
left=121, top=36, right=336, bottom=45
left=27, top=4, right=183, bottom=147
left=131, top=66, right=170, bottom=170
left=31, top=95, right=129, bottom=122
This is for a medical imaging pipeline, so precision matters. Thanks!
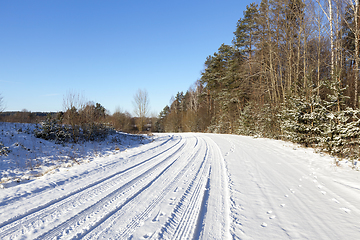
left=0, top=122, right=360, bottom=239
left=210, top=134, right=360, bottom=239
left=0, top=122, right=149, bottom=188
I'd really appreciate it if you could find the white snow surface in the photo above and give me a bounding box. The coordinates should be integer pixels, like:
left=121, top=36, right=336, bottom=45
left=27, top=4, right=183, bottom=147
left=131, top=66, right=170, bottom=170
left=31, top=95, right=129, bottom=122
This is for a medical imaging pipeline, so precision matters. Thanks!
left=0, top=123, right=360, bottom=239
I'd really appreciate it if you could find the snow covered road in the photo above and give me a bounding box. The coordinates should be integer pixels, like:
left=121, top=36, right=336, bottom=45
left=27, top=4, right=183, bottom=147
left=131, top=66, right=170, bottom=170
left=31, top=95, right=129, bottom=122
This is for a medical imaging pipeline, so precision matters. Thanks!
left=210, top=134, right=360, bottom=239
left=0, top=133, right=359, bottom=239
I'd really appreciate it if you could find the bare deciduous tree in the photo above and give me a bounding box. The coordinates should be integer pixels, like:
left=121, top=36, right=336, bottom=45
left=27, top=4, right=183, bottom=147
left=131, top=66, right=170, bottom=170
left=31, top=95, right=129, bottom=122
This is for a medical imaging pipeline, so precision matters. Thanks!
left=112, top=107, right=133, bottom=132
left=133, top=89, right=150, bottom=131
left=63, top=90, right=86, bottom=113
left=62, top=90, right=87, bottom=142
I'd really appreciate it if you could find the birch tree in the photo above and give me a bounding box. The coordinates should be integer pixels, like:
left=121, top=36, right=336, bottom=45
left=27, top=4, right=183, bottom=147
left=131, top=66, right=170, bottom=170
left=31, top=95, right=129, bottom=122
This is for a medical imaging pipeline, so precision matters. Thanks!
left=343, top=0, right=360, bottom=108
left=316, top=0, right=335, bottom=76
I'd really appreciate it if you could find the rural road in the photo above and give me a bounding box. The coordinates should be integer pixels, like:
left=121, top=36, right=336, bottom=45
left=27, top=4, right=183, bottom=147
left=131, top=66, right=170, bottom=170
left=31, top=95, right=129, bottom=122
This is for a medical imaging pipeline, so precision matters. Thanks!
left=0, top=133, right=359, bottom=239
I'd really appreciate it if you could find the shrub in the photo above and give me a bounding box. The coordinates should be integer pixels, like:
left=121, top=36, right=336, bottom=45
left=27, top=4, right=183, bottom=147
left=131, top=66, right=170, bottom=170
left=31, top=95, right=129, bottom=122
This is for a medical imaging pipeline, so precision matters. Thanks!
left=34, top=115, right=115, bottom=143
left=34, top=115, right=71, bottom=143
left=0, top=142, right=10, bottom=156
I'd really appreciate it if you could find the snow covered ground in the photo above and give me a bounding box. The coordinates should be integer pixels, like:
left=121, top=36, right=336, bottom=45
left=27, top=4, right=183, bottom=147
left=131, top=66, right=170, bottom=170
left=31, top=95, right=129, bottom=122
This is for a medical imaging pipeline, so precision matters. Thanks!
left=0, top=122, right=150, bottom=188
left=0, top=123, right=359, bottom=239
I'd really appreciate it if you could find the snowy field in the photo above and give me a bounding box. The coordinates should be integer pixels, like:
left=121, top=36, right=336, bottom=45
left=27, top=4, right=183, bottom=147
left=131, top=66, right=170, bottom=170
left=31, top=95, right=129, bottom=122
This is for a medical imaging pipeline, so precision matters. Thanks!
left=0, top=122, right=360, bottom=239
left=0, top=122, right=150, bottom=188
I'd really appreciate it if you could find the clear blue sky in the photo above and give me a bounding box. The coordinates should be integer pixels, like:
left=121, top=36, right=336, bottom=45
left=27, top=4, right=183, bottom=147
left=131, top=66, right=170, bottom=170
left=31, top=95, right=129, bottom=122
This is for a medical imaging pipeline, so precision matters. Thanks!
left=1, top=0, right=257, bottom=116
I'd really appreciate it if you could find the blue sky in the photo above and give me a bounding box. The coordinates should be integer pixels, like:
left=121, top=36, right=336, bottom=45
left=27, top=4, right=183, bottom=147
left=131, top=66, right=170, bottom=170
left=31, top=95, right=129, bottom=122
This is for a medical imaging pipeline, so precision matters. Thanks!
left=1, top=0, right=257, bottom=115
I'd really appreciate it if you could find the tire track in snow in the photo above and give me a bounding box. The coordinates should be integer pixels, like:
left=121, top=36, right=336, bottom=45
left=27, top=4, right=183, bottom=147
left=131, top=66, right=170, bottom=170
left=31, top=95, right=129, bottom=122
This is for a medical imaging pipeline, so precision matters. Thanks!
left=158, top=137, right=211, bottom=240
left=36, top=136, right=196, bottom=240
left=1, top=133, right=232, bottom=239
left=199, top=136, right=231, bottom=240
left=88, top=136, right=204, bottom=239
left=0, top=136, right=185, bottom=239
left=0, top=134, right=177, bottom=210
left=157, top=135, right=231, bottom=240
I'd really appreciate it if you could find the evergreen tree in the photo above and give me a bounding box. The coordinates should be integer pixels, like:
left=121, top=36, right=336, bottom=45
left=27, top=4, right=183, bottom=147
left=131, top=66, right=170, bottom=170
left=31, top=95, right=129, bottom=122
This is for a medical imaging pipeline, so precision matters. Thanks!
left=320, top=75, right=350, bottom=154
left=233, top=3, right=259, bottom=60
left=155, top=105, right=170, bottom=133
left=280, top=93, right=325, bottom=147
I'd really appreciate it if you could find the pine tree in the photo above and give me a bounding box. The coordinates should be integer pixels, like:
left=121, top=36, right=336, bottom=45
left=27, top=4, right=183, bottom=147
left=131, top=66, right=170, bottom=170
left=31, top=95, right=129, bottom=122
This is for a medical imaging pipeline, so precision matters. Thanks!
left=281, top=93, right=325, bottom=147
left=155, top=105, right=170, bottom=133
left=233, top=3, right=259, bottom=61
left=320, top=75, right=350, bottom=155
left=201, top=44, right=241, bottom=133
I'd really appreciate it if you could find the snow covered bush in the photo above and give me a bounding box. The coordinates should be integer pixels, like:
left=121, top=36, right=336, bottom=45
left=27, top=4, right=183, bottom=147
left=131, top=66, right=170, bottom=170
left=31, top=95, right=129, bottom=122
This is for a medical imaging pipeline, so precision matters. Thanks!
left=280, top=95, right=325, bottom=147
left=207, top=114, right=231, bottom=134
left=236, top=103, right=257, bottom=136
left=320, top=108, right=360, bottom=159
left=316, top=77, right=357, bottom=158
left=80, top=122, right=115, bottom=141
left=257, top=104, right=281, bottom=139
left=279, top=77, right=360, bottom=162
left=34, top=115, right=115, bottom=143
left=0, top=141, right=10, bottom=156
left=34, top=115, right=71, bottom=143
left=237, top=103, right=280, bottom=138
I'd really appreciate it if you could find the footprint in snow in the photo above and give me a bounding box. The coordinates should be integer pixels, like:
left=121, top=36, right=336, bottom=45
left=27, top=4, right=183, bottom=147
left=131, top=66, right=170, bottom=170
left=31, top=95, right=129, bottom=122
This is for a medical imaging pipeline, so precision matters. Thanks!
left=321, top=191, right=326, bottom=195
left=266, top=210, right=276, bottom=219
left=143, top=233, right=152, bottom=238
left=169, top=197, right=177, bottom=205
left=284, top=194, right=289, bottom=198
left=152, top=211, right=165, bottom=222
left=261, top=222, right=267, bottom=227
left=280, top=204, right=286, bottom=208
left=332, top=198, right=340, bottom=204
left=340, top=207, right=351, bottom=213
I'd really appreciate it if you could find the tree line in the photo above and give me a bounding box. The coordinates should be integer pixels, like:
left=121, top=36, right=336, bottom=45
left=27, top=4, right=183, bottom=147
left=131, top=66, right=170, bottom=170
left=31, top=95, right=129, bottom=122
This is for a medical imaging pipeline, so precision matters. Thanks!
left=0, top=90, right=155, bottom=135
left=155, top=0, right=360, bottom=162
